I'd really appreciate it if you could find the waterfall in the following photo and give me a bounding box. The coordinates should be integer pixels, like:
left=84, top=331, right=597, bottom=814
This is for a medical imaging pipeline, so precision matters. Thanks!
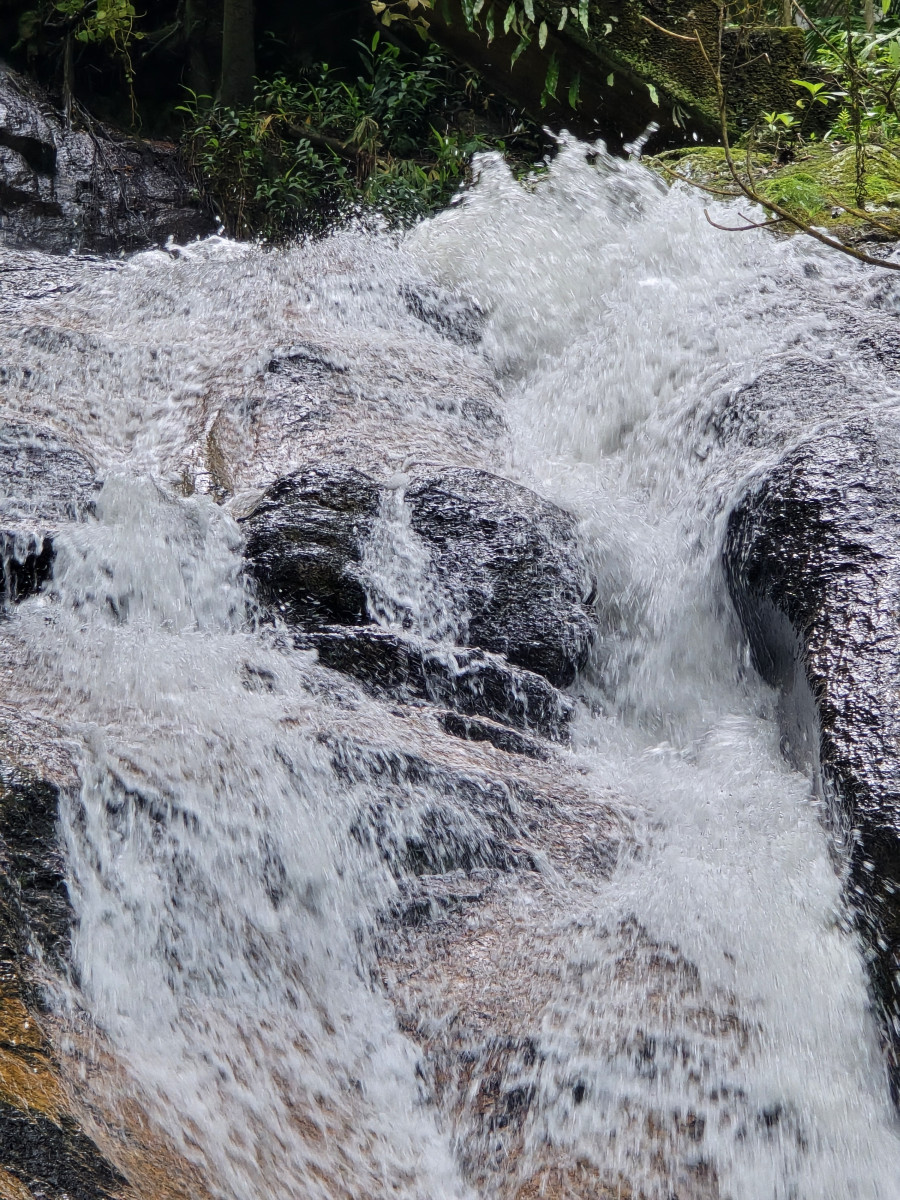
left=1, top=139, right=899, bottom=1199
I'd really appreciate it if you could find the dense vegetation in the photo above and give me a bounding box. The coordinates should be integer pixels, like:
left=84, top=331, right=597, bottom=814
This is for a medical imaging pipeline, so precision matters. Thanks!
left=4, top=0, right=900, bottom=246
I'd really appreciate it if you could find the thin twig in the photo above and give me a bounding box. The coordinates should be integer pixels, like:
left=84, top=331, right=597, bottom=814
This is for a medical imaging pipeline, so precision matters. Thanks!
left=638, top=14, right=699, bottom=42
left=656, top=162, right=743, bottom=197
left=704, top=208, right=788, bottom=230
left=827, top=195, right=900, bottom=233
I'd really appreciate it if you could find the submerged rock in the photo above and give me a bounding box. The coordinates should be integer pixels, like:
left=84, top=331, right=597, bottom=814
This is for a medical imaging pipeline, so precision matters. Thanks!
left=297, top=626, right=574, bottom=740
left=724, top=419, right=900, bottom=1092
left=0, top=420, right=98, bottom=603
left=0, top=62, right=211, bottom=255
left=0, top=766, right=128, bottom=1199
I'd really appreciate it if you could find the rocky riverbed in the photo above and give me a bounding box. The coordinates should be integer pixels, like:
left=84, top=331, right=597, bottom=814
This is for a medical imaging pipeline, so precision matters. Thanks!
left=1, top=87, right=900, bottom=1200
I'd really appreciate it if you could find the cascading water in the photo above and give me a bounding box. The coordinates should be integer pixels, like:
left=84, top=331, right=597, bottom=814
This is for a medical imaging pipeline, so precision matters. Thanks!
left=1, top=139, right=899, bottom=1199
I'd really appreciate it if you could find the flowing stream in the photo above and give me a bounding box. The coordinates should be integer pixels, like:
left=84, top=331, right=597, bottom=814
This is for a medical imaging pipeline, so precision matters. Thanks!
left=2, top=141, right=900, bottom=1199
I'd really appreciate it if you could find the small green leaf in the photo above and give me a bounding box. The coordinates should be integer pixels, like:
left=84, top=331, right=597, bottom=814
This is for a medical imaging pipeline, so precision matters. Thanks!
left=538, top=19, right=548, bottom=46
left=542, top=52, right=560, bottom=103
left=473, top=0, right=485, bottom=15
left=503, top=1, right=516, bottom=33
left=568, top=72, right=581, bottom=107
left=607, top=71, right=614, bottom=85
left=523, top=0, right=534, bottom=18
left=578, top=0, right=589, bottom=31
left=558, top=7, right=568, bottom=28
left=648, top=83, right=659, bottom=106
left=510, top=28, right=529, bottom=65
left=486, top=3, right=495, bottom=40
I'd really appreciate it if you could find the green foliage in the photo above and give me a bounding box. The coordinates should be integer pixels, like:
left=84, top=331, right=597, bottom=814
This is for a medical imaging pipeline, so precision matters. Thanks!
left=179, top=36, right=529, bottom=241
left=809, top=25, right=900, bottom=143
left=14, top=0, right=143, bottom=117
left=16, top=0, right=142, bottom=64
left=371, top=0, right=588, bottom=110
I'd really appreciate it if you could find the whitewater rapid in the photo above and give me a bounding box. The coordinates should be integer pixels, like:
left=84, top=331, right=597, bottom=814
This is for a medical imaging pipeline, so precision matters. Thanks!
left=2, top=140, right=899, bottom=1199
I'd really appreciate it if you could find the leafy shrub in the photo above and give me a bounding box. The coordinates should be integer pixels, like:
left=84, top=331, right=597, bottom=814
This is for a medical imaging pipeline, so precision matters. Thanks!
left=179, top=34, right=533, bottom=240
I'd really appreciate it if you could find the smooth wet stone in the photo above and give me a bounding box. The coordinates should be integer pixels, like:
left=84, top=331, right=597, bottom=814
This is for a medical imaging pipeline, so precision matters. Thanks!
left=405, top=468, right=594, bottom=688
left=0, top=62, right=211, bottom=254
left=0, top=766, right=127, bottom=1200
left=243, top=462, right=594, bottom=694
left=724, top=418, right=900, bottom=1093
left=242, top=466, right=381, bottom=627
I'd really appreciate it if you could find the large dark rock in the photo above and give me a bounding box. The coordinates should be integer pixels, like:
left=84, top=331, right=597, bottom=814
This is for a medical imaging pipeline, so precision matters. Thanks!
left=242, top=461, right=594, bottom=747
left=0, top=62, right=212, bottom=254
left=0, top=766, right=127, bottom=1199
left=0, top=419, right=98, bottom=603
left=242, top=464, right=594, bottom=691
left=724, top=418, right=900, bottom=1092
left=242, top=466, right=381, bottom=627
left=404, top=468, right=594, bottom=688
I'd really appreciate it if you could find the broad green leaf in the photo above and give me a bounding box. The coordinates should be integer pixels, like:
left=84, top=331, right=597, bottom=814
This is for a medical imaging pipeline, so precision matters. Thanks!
left=648, top=83, right=659, bottom=105
left=473, top=0, right=485, bottom=16
left=542, top=52, right=560, bottom=102
left=578, top=0, right=589, bottom=31
left=486, top=3, right=495, bottom=40
left=558, top=7, right=568, bottom=27
left=523, top=0, right=534, bottom=18
left=504, top=1, right=516, bottom=33
left=510, top=29, right=529, bottom=65
left=891, top=38, right=900, bottom=66
left=607, top=71, right=614, bottom=85
left=539, top=19, right=548, bottom=46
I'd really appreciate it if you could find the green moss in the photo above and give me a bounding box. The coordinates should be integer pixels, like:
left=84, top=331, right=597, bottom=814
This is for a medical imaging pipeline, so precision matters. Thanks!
left=648, top=141, right=900, bottom=236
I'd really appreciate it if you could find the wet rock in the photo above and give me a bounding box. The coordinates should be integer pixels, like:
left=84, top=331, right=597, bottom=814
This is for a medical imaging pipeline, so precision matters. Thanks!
left=0, top=62, right=211, bottom=254
left=0, top=420, right=98, bottom=603
left=242, top=463, right=594, bottom=699
left=242, top=466, right=381, bottom=627
left=297, top=626, right=574, bottom=740
left=400, top=282, right=486, bottom=346
left=0, top=765, right=72, bottom=976
left=0, top=766, right=128, bottom=1199
left=405, top=468, right=594, bottom=687
left=437, top=711, right=548, bottom=760
left=724, top=418, right=900, bottom=1092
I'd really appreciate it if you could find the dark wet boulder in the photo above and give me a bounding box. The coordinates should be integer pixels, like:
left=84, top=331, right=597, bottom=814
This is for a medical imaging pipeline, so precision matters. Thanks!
left=296, top=626, right=574, bottom=741
left=0, top=62, right=211, bottom=255
left=405, top=468, right=594, bottom=688
left=0, top=765, right=128, bottom=1199
left=0, top=420, right=98, bottom=603
left=724, top=418, right=900, bottom=1092
left=242, top=464, right=594, bottom=691
left=242, top=466, right=381, bottom=627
